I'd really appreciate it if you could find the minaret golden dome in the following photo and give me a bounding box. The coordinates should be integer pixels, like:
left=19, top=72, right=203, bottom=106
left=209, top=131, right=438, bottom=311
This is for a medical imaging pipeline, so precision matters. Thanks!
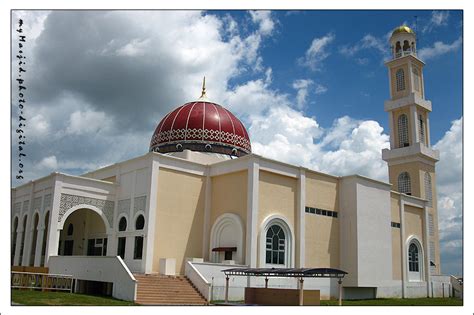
left=391, top=25, right=415, bottom=37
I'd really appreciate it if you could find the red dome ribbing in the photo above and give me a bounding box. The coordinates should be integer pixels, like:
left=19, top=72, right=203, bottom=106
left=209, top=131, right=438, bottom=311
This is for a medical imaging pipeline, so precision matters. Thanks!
left=150, top=101, right=251, bottom=157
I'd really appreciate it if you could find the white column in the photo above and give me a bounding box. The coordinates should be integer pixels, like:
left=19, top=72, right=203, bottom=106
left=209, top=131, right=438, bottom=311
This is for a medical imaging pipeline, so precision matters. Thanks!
left=13, top=228, right=24, bottom=266
left=410, top=106, right=419, bottom=144
left=246, top=158, right=259, bottom=268
left=399, top=196, right=407, bottom=298
left=22, top=183, right=35, bottom=266
left=45, top=174, right=63, bottom=266
left=423, top=205, right=432, bottom=297
left=202, top=169, right=212, bottom=261
left=425, top=115, right=431, bottom=147
left=297, top=169, right=306, bottom=267
left=144, top=157, right=160, bottom=273
left=34, top=226, right=45, bottom=266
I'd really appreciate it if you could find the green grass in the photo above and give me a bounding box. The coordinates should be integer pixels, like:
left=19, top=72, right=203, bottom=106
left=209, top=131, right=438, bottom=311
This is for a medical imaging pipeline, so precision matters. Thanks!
left=11, top=289, right=137, bottom=306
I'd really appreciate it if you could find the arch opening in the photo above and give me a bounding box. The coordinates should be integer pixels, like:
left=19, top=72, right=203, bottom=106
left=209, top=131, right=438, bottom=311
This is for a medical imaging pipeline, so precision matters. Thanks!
left=58, top=208, right=108, bottom=257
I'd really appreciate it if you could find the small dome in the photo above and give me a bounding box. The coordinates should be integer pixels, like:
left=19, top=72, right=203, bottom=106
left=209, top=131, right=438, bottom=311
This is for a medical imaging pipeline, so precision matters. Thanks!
left=392, top=25, right=415, bottom=37
left=149, top=87, right=251, bottom=157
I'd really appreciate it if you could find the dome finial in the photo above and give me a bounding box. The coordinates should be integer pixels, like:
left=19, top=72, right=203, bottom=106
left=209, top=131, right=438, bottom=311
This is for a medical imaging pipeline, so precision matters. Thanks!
left=201, top=76, right=206, bottom=98
left=198, top=76, right=209, bottom=101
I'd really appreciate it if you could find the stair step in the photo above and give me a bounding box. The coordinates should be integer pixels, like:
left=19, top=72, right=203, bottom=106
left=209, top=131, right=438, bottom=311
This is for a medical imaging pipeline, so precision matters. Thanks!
left=133, top=274, right=206, bottom=305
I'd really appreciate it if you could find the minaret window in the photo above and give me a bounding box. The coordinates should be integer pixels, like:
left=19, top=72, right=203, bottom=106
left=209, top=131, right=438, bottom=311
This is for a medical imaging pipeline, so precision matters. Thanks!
left=424, top=173, right=433, bottom=207
left=403, top=40, right=410, bottom=54
left=398, top=114, right=409, bottom=147
left=413, top=67, right=420, bottom=92
left=419, top=114, right=425, bottom=144
left=396, top=69, right=405, bottom=91
left=395, top=41, right=402, bottom=58
left=398, top=172, right=411, bottom=195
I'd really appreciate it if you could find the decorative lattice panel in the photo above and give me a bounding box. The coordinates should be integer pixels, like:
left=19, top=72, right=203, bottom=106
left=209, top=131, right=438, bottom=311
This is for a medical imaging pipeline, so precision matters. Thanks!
left=59, top=193, right=115, bottom=228
left=118, top=199, right=131, bottom=218
left=134, top=196, right=147, bottom=215
left=43, top=194, right=52, bottom=212
left=13, top=202, right=21, bottom=214
left=33, top=197, right=42, bottom=212
left=22, top=200, right=30, bottom=213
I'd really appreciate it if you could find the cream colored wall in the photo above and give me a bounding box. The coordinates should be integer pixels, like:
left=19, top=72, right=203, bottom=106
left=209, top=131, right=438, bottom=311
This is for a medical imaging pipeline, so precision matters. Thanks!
left=210, top=170, right=248, bottom=261
left=152, top=168, right=205, bottom=274
left=305, top=215, right=339, bottom=268
left=258, top=170, right=297, bottom=266
left=390, top=193, right=401, bottom=280
left=102, top=176, right=116, bottom=183
left=304, top=171, right=339, bottom=268
left=305, top=171, right=338, bottom=210
left=404, top=205, right=425, bottom=246
left=258, top=170, right=297, bottom=228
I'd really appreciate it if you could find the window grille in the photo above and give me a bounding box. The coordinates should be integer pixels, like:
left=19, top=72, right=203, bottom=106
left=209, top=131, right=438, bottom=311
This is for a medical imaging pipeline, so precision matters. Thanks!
left=398, top=172, right=411, bottom=195
left=408, top=243, right=419, bottom=272
left=396, top=69, right=405, bottom=91
left=398, top=114, right=409, bottom=147
left=424, top=173, right=433, bottom=207
left=419, top=115, right=425, bottom=144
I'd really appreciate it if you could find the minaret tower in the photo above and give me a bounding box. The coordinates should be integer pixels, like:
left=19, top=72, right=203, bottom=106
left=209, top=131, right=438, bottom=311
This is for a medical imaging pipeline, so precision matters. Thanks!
left=382, top=25, right=441, bottom=274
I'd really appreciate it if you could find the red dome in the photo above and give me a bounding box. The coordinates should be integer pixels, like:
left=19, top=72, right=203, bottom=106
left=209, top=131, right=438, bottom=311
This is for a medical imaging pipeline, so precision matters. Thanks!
left=150, top=101, right=251, bottom=157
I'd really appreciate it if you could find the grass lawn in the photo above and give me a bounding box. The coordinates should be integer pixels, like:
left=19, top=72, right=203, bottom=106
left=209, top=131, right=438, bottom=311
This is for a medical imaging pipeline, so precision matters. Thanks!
left=11, top=289, right=137, bottom=306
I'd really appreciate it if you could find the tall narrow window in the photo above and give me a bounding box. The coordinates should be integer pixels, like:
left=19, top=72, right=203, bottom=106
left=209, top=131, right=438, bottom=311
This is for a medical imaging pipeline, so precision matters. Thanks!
left=396, top=69, right=405, bottom=91
left=398, top=172, right=411, bottom=195
left=119, top=217, right=127, bottom=231
left=424, top=173, right=433, bottom=207
left=419, top=114, right=425, bottom=144
left=398, top=114, right=409, bottom=147
left=413, top=67, right=420, bottom=92
left=134, top=236, right=143, bottom=260
left=67, top=223, right=74, bottom=236
left=19, top=215, right=27, bottom=265
left=41, top=212, right=49, bottom=266
left=408, top=243, right=419, bottom=272
left=265, top=225, right=286, bottom=265
left=117, top=237, right=126, bottom=259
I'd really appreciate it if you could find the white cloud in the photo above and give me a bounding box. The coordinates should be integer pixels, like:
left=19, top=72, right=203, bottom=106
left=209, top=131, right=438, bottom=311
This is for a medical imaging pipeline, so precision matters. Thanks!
left=422, top=11, right=450, bottom=33
left=339, top=33, right=390, bottom=63
left=418, top=37, right=462, bottom=61
left=298, top=33, right=335, bottom=71
left=433, top=117, right=462, bottom=275
left=292, top=79, right=313, bottom=109
left=249, top=11, right=275, bottom=36
left=66, top=110, right=113, bottom=136
left=115, top=38, right=150, bottom=57
left=314, top=83, right=328, bottom=95
left=38, top=155, right=58, bottom=170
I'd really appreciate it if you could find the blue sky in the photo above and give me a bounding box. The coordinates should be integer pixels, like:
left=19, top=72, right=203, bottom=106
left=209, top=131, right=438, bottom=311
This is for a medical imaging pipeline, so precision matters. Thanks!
left=10, top=10, right=462, bottom=276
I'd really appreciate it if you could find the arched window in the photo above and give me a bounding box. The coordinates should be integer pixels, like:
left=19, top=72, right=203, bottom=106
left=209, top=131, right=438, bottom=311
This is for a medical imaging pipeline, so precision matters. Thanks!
left=119, top=217, right=127, bottom=231
left=135, top=215, right=145, bottom=230
left=19, top=215, right=28, bottom=266
left=424, top=173, right=433, bottom=207
left=398, top=172, right=411, bottom=195
left=403, top=40, right=410, bottom=53
left=408, top=239, right=423, bottom=281
left=41, top=212, right=49, bottom=266
left=418, top=114, right=425, bottom=144
left=396, top=69, right=405, bottom=91
left=395, top=41, right=402, bottom=57
left=398, top=114, right=409, bottom=147
left=408, top=243, right=419, bottom=272
left=67, top=223, right=74, bottom=236
left=265, top=225, right=286, bottom=265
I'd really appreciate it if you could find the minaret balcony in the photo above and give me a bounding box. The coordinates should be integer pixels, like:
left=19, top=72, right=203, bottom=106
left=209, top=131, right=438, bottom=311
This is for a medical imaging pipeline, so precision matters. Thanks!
left=384, top=92, right=432, bottom=112
left=382, top=142, right=439, bottom=163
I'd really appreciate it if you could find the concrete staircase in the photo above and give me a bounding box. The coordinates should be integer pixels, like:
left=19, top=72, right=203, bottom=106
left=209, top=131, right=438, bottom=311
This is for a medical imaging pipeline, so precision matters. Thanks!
left=134, top=274, right=208, bottom=305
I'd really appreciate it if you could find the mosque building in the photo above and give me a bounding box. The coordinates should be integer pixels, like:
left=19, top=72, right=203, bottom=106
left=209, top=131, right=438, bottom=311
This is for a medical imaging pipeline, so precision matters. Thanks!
left=11, top=26, right=451, bottom=303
